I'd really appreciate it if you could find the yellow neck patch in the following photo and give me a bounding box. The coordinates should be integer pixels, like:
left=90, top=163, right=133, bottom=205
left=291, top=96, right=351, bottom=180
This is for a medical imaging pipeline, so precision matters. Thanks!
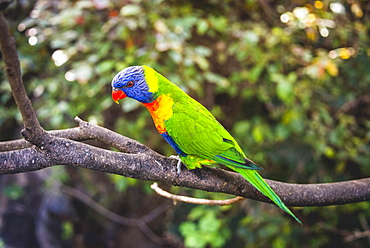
left=142, top=65, right=159, bottom=93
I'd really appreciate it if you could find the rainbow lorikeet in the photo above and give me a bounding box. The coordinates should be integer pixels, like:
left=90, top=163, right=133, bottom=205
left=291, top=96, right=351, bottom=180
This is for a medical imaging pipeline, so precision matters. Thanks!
left=111, top=65, right=300, bottom=223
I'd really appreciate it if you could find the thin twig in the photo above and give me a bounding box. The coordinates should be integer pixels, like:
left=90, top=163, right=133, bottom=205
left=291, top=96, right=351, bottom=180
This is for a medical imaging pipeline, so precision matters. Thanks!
left=344, top=229, right=370, bottom=243
left=320, top=222, right=370, bottom=243
left=335, top=94, right=370, bottom=116
left=62, top=185, right=171, bottom=245
left=151, top=183, right=245, bottom=206
left=62, top=185, right=135, bottom=225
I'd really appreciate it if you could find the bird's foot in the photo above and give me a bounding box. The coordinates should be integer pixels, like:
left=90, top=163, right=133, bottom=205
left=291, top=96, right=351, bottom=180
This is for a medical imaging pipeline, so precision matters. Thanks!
left=170, top=155, right=183, bottom=177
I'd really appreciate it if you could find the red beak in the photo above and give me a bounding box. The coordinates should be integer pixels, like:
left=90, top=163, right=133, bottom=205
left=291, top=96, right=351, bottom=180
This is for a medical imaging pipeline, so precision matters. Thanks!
left=112, top=90, right=127, bottom=104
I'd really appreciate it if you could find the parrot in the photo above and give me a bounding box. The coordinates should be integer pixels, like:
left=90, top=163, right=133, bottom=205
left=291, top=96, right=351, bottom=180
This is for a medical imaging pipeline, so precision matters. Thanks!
left=111, top=65, right=301, bottom=223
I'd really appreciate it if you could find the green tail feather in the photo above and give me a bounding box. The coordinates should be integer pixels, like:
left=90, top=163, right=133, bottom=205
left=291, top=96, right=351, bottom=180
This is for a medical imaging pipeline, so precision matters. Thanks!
left=213, top=154, right=263, bottom=170
left=231, top=167, right=302, bottom=224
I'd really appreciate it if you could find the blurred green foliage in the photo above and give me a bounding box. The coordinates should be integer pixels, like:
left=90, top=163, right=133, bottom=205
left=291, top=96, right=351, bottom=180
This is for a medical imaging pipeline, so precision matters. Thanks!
left=1, top=0, right=370, bottom=247
left=2, top=184, right=24, bottom=200
left=180, top=206, right=231, bottom=248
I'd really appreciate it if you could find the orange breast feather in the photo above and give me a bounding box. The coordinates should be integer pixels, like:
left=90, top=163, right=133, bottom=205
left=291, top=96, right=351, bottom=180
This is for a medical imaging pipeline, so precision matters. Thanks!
left=143, top=95, right=174, bottom=134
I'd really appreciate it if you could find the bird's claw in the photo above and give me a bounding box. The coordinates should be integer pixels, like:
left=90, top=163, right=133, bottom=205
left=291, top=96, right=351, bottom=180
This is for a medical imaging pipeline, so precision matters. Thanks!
left=170, top=155, right=183, bottom=177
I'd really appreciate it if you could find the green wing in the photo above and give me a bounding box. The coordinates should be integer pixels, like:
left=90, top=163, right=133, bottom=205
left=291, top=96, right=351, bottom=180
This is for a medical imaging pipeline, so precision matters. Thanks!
left=164, top=95, right=260, bottom=170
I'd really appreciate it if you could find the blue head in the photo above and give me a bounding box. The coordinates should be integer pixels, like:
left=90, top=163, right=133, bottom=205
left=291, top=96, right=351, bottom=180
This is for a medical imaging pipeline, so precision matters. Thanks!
left=111, top=66, right=154, bottom=103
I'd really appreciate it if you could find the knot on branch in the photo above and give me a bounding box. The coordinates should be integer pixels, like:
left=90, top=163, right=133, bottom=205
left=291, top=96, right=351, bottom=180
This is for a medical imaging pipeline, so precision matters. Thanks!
left=75, top=116, right=90, bottom=128
left=21, top=127, right=53, bottom=151
left=74, top=116, right=94, bottom=139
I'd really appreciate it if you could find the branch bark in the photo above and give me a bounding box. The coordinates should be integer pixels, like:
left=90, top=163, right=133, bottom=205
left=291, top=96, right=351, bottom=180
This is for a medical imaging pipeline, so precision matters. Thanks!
left=0, top=11, right=49, bottom=147
left=0, top=120, right=369, bottom=207
left=0, top=11, right=369, bottom=210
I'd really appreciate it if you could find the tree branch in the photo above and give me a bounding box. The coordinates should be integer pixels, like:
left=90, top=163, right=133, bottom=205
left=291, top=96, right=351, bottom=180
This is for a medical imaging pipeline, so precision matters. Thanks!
left=0, top=116, right=159, bottom=155
left=1, top=129, right=369, bottom=207
left=0, top=11, right=49, bottom=147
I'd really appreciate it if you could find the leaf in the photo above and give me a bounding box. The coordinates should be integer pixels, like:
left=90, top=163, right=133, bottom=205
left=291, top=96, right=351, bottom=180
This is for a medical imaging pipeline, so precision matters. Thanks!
left=120, top=4, right=141, bottom=16
left=244, top=30, right=260, bottom=45
left=326, top=60, right=339, bottom=77
left=252, top=125, right=264, bottom=143
left=197, top=19, right=209, bottom=35
left=96, top=60, right=115, bottom=74
left=199, top=212, right=221, bottom=233
left=276, top=80, right=293, bottom=103
left=2, top=185, right=24, bottom=200
left=323, top=146, right=336, bottom=158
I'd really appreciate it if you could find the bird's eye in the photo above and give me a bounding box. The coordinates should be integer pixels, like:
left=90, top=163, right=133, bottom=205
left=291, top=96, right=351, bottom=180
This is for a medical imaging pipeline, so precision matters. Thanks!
left=127, top=81, right=134, bottom=87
